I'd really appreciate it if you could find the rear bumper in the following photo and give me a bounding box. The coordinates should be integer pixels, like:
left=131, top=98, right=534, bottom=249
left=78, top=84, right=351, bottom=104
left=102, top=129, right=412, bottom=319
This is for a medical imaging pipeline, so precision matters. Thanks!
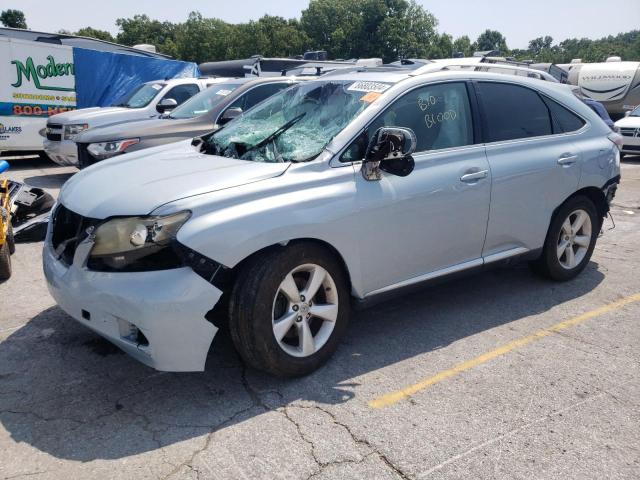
left=43, top=139, right=78, bottom=166
left=43, top=237, right=221, bottom=372
left=603, top=175, right=621, bottom=207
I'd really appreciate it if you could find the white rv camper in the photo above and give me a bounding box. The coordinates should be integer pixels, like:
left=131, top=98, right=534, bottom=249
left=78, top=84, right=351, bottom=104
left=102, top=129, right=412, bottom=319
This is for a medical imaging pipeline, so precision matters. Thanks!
left=561, top=57, right=640, bottom=118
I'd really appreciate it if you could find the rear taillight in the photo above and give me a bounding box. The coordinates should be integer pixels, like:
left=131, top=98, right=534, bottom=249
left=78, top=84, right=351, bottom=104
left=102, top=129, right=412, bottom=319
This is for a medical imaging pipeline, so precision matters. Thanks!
left=607, top=132, right=623, bottom=151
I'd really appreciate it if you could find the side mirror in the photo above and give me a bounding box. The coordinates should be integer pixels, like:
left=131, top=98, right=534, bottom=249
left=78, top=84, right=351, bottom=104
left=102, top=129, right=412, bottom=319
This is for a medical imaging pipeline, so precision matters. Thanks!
left=625, top=110, right=631, bottom=117
left=362, top=127, right=417, bottom=181
left=156, top=98, right=178, bottom=113
left=219, top=107, right=243, bottom=125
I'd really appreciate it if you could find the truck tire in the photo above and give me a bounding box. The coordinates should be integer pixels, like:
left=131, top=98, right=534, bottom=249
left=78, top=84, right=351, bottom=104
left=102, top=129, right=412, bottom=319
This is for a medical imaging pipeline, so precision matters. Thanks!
left=228, top=243, right=350, bottom=377
left=7, top=222, right=15, bottom=255
left=0, top=240, right=11, bottom=281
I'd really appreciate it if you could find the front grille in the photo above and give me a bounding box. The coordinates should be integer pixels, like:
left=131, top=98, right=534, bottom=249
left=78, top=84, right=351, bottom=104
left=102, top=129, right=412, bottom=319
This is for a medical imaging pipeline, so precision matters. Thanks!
left=620, top=128, right=637, bottom=137
left=46, top=123, right=63, bottom=142
left=51, top=204, right=100, bottom=266
left=77, top=143, right=99, bottom=169
left=623, top=144, right=640, bottom=151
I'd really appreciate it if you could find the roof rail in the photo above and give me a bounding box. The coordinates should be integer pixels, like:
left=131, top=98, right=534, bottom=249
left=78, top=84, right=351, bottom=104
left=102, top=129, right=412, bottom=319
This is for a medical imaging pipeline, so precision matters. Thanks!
left=412, top=62, right=559, bottom=82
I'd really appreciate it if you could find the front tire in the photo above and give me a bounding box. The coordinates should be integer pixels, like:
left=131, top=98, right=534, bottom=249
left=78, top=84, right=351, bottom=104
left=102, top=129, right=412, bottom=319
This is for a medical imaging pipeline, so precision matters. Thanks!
left=229, top=243, right=350, bottom=377
left=0, top=240, right=11, bottom=281
left=530, top=195, right=600, bottom=281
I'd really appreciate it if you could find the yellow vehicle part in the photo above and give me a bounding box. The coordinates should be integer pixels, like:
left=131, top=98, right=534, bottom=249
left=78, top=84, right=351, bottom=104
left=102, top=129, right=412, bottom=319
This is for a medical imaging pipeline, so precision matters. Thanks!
left=0, top=178, right=9, bottom=247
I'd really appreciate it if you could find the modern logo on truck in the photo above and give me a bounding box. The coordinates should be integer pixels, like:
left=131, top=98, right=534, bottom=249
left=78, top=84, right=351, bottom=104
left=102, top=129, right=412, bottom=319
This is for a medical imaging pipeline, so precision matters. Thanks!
left=11, top=55, right=75, bottom=92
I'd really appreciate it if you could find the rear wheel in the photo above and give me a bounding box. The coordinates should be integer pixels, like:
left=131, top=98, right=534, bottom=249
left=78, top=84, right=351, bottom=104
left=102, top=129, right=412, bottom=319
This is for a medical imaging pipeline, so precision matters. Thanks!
left=530, top=195, right=599, bottom=281
left=7, top=222, right=15, bottom=255
left=0, top=240, right=11, bottom=281
left=229, top=243, right=350, bottom=377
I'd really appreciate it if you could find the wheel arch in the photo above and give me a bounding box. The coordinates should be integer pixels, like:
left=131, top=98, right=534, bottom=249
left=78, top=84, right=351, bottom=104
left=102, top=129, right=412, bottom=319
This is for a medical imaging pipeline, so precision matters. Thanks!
left=541, top=186, right=607, bottom=250
left=214, top=237, right=355, bottom=301
left=557, top=186, right=609, bottom=223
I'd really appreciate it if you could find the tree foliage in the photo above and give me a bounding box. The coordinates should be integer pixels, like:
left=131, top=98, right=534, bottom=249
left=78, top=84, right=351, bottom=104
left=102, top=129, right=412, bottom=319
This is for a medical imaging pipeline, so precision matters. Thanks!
left=75, top=27, right=115, bottom=43
left=475, top=29, right=509, bottom=53
left=452, top=35, right=473, bottom=57
left=301, top=0, right=439, bottom=61
left=1, top=9, right=27, bottom=29
left=4, top=4, right=640, bottom=65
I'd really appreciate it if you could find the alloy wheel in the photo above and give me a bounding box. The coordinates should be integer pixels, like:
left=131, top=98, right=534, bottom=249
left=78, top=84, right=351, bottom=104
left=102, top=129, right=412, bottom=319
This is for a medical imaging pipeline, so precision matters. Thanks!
left=557, top=209, right=592, bottom=270
left=271, top=263, right=339, bottom=358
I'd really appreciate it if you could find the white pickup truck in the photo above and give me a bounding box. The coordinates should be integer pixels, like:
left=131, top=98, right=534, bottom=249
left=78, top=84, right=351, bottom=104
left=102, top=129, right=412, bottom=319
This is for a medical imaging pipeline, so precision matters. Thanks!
left=44, top=77, right=225, bottom=166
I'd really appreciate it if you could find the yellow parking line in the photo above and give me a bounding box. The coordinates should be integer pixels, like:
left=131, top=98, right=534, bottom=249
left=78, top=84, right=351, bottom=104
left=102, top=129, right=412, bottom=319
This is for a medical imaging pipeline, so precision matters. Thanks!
left=368, top=292, right=640, bottom=409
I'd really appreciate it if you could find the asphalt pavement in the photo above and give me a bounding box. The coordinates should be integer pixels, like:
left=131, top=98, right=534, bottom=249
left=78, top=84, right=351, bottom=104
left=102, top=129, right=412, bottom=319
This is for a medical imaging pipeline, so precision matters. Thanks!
left=1, top=155, right=639, bottom=480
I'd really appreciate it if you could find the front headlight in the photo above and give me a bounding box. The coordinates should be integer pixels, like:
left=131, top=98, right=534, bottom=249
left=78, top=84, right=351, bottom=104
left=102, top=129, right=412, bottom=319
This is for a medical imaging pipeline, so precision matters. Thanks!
left=87, top=138, right=139, bottom=160
left=63, top=123, right=89, bottom=140
left=88, top=211, right=190, bottom=271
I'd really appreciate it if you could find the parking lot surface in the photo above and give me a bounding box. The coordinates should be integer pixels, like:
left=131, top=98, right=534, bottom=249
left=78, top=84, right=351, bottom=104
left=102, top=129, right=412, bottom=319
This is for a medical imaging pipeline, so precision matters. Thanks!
left=1, top=156, right=639, bottom=480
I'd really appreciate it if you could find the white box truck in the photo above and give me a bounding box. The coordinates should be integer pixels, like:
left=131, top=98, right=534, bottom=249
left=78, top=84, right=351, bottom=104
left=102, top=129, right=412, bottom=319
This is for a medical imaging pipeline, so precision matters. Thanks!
left=0, top=36, right=76, bottom=156
left=0, top=28, right=199, bottom=159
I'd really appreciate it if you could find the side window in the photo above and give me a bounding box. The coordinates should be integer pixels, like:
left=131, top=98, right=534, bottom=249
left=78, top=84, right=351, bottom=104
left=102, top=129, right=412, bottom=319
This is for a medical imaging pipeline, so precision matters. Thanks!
left=477, top=82, right=552, bottom=142
left=542, top=96, right=586, bottom=133
left=243, top=83, right=290, bottom=111
left=341, top=82, right=474, bottom=161
left=162, top=84, right=201, bottom=106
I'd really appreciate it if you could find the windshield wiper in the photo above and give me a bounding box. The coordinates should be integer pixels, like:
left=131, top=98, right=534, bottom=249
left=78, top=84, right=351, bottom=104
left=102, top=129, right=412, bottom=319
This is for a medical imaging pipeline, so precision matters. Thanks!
left=241, top=113, right=306, bottom=158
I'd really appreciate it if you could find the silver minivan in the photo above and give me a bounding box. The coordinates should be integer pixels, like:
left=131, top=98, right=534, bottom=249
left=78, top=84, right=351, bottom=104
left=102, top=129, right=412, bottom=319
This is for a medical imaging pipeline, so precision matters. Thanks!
left=44, top=69, right=622, bottom=376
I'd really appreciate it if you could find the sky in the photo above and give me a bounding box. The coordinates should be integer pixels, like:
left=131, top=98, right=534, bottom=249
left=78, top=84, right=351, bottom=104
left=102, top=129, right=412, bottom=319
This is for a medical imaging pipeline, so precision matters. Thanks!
left=4, top=0, right=640, bottom=49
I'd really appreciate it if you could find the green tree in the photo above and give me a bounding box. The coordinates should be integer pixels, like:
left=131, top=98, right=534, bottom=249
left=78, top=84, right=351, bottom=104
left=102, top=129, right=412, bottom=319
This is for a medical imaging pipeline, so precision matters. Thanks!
left=1, top=9, right=27, bottom=29
left=227, top=16, right=310, bottom=60
left=115, top=14, right=179, bottom=57
left=528, top=35, right=553, bottom=55
left=429, top=33, right=453, bottom=59
left=301, top=0, right=438, bottom=62
left=75, top=27, right=115, bottom=43
left=452, top=35, right=472, bottom=57
left=174, top=12, right=232, bottom=63
left=475, top=29, right=508, bottom=54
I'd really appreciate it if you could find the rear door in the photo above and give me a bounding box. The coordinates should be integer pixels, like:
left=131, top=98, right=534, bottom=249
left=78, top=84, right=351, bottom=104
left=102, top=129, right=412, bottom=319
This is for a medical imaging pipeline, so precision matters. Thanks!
left=475, top=81, right=582, bottom=259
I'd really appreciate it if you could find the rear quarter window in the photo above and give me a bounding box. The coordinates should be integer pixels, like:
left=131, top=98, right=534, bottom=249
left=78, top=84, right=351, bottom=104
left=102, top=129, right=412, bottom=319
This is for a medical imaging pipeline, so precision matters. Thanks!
left=542, top=96, right=586, bottom=133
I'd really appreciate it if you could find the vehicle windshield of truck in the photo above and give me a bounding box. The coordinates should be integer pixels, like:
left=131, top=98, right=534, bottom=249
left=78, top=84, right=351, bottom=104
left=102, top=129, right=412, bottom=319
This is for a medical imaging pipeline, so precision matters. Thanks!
left=629, top=105, right=640, bottom=117
left=206, top=79, right=392, bottom=163
left=111, top=82, right=166, bottom=108
left=169, top=83, right=242, bottom=119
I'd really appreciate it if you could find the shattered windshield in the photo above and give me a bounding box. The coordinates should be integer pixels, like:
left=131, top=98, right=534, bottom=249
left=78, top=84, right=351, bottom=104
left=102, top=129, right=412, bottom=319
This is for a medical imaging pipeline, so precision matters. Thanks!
left=169, top=83, right=242, bottom=119
left=112, top=83, right=165, bottom=108
left=205, top=79, right=391, bottom=163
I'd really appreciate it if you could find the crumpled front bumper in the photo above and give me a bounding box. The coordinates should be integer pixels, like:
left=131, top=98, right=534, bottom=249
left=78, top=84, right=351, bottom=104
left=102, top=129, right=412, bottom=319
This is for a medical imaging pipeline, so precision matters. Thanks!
left=43, top=139, right=78, bottom=167
left=42, top=234, right=222, bottom=372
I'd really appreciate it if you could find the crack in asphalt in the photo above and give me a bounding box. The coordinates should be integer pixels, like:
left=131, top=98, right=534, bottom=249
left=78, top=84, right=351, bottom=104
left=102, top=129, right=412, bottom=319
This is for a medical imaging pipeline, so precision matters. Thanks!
left=160, top=358, right=413, bottom=480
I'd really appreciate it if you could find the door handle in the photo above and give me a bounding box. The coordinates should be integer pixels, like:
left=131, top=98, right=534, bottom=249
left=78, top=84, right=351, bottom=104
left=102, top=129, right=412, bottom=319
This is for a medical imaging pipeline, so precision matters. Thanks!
left=557, top=154, right=578, bottom=166
left=460, top=170, right=489, bottom=183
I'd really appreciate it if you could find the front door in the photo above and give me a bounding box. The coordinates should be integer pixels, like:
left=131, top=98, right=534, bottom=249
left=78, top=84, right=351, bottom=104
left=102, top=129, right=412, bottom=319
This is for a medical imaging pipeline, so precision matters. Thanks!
left=345, top=81, right=492, bottom=296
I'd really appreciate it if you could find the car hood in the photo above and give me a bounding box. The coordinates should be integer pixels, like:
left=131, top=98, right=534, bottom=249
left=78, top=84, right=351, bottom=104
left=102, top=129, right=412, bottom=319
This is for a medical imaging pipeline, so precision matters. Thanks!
left=48, top=107, right=155, bottom=128
left=59, top=140, right=290, bottom=218
left=74, top=116, right=209, bottom=143
left=614, top=116, right=640, bottom=128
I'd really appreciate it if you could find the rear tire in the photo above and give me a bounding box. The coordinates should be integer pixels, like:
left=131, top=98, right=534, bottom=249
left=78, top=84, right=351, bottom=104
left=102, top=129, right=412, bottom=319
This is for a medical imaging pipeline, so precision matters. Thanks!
left=0, top=241, right=11, bottom=281
left=7, top=222, right=15, bottom=255
left=229, top=243, right=350, bottom=377
left=530, top=195, right=599, bottom=281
